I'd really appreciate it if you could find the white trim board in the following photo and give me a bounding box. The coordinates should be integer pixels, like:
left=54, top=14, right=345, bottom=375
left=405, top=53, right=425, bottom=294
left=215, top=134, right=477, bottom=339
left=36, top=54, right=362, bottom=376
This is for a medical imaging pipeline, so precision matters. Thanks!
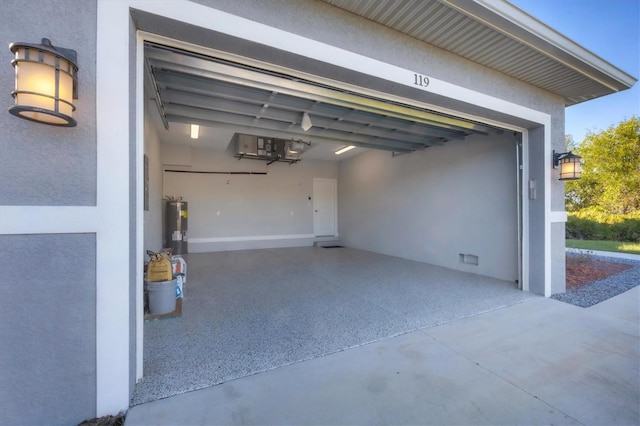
left=135, top=33, right=146, bottom=383
left=0, top=206, right=98, bottom=234
left=96, top=0, right=132, bottom=416
left=550, top=211, right=569, bottom=223
left=190, top=234, right=316, bottom=243
left=188, top=234, right=317, bottom=253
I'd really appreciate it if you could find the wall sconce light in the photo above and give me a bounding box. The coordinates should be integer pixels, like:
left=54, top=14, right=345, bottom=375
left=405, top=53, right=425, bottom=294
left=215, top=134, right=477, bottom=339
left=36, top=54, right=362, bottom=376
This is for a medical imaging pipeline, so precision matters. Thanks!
left=9, top=38, right=78, bottom=127
left=553, top=150, right=582, bottom=180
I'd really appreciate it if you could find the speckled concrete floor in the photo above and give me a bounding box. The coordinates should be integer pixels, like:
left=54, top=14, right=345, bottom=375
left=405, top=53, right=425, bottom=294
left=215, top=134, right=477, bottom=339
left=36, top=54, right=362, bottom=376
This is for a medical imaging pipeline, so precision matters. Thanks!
left=132, top=247, right=536, bottom=405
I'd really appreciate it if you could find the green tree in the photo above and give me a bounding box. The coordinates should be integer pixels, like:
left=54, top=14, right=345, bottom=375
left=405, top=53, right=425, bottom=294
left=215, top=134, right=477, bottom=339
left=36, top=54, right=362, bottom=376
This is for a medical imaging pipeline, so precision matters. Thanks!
left=565, top=134, right=578, bottom=151
left=565, top=117, right=640, bottom=214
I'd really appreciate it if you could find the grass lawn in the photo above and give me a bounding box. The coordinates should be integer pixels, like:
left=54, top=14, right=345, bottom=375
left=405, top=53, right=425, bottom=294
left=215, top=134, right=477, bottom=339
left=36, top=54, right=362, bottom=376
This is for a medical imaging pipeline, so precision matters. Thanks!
left=566, top=239, right=640, bottom=255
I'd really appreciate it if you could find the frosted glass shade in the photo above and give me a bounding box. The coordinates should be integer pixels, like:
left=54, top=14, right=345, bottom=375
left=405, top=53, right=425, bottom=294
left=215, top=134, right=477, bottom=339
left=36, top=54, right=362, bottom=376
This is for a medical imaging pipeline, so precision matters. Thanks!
left=555, top=151, right=582, bottom=181
left=9, top=38, right=78, bottom=127
left=559, top=156, right=582, bottom=180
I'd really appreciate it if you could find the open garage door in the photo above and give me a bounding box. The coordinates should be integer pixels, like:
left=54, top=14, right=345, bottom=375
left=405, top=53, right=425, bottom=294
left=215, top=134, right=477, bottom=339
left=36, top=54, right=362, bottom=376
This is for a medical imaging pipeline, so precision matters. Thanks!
left=145, top=42, right=502, bottom=155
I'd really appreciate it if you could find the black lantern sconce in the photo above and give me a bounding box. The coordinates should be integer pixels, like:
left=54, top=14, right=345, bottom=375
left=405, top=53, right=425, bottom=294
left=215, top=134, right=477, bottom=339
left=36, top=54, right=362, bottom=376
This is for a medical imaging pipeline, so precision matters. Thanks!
left=9, top=38, right=78, bottom=127
left=553, top=150, right=582, bottom=180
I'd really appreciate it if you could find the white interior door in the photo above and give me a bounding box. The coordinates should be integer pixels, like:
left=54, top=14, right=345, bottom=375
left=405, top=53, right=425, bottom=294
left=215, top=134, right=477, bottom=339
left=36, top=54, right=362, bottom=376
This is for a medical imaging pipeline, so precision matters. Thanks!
left=313, top=178, right=337, bottom=236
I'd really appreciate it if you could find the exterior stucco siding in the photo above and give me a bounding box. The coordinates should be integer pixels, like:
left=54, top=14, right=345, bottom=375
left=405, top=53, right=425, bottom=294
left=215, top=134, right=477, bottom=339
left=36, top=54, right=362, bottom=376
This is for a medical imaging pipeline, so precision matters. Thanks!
left=551, top=222, right=568, bottom=295
left=1, top=1, right=100, bottom=424
left=0, top=0, right=97, bottom=206
left=527, top=125, right=547, bottom=295
left=0, top=234, right=96, bottom=425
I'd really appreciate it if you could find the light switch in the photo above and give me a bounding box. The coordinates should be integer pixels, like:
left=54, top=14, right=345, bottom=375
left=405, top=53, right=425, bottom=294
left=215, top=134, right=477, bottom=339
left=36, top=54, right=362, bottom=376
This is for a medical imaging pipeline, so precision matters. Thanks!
left=529, top=179, right=537, bottom=200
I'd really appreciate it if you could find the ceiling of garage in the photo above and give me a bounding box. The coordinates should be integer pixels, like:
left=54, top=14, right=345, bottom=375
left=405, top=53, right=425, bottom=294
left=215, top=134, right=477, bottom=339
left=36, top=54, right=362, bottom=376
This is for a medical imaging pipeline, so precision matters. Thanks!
left=145, top=42, right=500, bottom=161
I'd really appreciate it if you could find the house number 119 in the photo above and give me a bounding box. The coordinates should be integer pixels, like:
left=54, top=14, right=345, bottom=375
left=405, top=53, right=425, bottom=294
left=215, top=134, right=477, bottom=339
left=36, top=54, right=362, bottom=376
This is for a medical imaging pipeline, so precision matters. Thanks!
left=413, top=73, right=430, bottom=87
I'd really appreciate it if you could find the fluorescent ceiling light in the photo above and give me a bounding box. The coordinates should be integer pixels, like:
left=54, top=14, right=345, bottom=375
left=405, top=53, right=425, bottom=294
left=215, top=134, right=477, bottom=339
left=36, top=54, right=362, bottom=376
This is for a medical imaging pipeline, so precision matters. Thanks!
left=190, top=124, right=199, bottom=139
left=335, top=145, right=356, bottom=155
left=301, top=112, right=312, bottom=131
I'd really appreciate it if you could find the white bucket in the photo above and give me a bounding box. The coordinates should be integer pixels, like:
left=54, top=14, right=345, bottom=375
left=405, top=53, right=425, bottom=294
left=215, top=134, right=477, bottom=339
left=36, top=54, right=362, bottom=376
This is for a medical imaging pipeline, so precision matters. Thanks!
left=147, top=279, right=177, bottom=315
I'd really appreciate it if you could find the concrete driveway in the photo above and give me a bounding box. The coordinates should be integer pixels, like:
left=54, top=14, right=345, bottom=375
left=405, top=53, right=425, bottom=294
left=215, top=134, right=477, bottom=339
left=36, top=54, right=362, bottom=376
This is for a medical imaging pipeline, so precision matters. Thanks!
left=126, top=286, right=639, bottom=425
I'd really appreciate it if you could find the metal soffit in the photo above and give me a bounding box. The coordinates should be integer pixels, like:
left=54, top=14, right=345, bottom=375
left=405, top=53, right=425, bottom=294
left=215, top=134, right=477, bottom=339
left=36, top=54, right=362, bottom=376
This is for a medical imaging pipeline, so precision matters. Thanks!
left=322, top=0, right=636, bottom=106
left=146, top=43, right=498, bottom=154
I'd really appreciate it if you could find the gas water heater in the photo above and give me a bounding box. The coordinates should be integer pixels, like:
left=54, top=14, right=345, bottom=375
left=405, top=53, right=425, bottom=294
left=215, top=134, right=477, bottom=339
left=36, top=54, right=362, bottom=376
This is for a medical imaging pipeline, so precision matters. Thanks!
left=165, top=201, right=188, bottom=254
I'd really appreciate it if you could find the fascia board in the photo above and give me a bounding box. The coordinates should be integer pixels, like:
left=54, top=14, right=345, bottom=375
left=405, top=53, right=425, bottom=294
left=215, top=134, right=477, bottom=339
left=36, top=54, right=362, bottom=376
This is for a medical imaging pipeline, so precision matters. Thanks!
left=442, top=0, right=637, bottom=92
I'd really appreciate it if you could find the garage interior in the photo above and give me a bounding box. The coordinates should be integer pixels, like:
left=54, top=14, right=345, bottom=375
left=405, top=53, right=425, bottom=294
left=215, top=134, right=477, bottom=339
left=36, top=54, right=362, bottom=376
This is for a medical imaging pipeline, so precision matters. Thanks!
left=138, top=40, right=526, bottom=403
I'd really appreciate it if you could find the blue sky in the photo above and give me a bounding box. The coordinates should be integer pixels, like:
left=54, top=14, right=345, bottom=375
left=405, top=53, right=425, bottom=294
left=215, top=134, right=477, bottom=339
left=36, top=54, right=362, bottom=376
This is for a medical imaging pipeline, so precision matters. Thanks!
left=510, top=0, right=639, bottom=144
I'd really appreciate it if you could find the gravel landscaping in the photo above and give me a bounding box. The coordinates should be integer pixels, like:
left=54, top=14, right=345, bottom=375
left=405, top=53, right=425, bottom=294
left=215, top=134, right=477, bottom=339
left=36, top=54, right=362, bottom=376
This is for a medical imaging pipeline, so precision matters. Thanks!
left=552, top=252, right=640, bottom=307
left=78, top=413, right=125, bottom=426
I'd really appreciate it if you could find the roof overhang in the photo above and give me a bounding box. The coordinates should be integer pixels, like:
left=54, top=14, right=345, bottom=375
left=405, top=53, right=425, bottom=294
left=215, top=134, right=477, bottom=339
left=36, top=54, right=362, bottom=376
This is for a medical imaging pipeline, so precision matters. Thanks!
left=322, top=0, right=637, bottom=106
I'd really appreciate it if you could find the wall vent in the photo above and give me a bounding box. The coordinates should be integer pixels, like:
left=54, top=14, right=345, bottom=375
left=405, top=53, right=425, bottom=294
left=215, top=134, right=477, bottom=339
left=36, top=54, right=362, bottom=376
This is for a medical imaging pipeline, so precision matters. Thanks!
left=459, top=253, right=479, bottom=266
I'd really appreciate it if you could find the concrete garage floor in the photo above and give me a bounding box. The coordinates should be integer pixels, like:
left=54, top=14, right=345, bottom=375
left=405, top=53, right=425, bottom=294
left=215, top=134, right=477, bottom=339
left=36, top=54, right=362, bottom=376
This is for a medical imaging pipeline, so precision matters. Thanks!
left=132, top=247, right=536, bottom=405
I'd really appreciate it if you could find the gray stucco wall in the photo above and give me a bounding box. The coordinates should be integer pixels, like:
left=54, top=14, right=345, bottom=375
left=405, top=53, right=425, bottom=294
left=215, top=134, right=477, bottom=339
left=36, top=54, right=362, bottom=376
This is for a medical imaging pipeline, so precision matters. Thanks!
left=1, top=1, right=100, bottom=423
left=550, top=113, right=568, bottom=212
left=0, top=234, right=96, bottom=425
left=1, top=0, right=97, bottom=206
left=550, top=113, right=568, bottom=294
left=528, top=126, right=546, bottom=295
left=551, top=223, right=567, bottom=295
